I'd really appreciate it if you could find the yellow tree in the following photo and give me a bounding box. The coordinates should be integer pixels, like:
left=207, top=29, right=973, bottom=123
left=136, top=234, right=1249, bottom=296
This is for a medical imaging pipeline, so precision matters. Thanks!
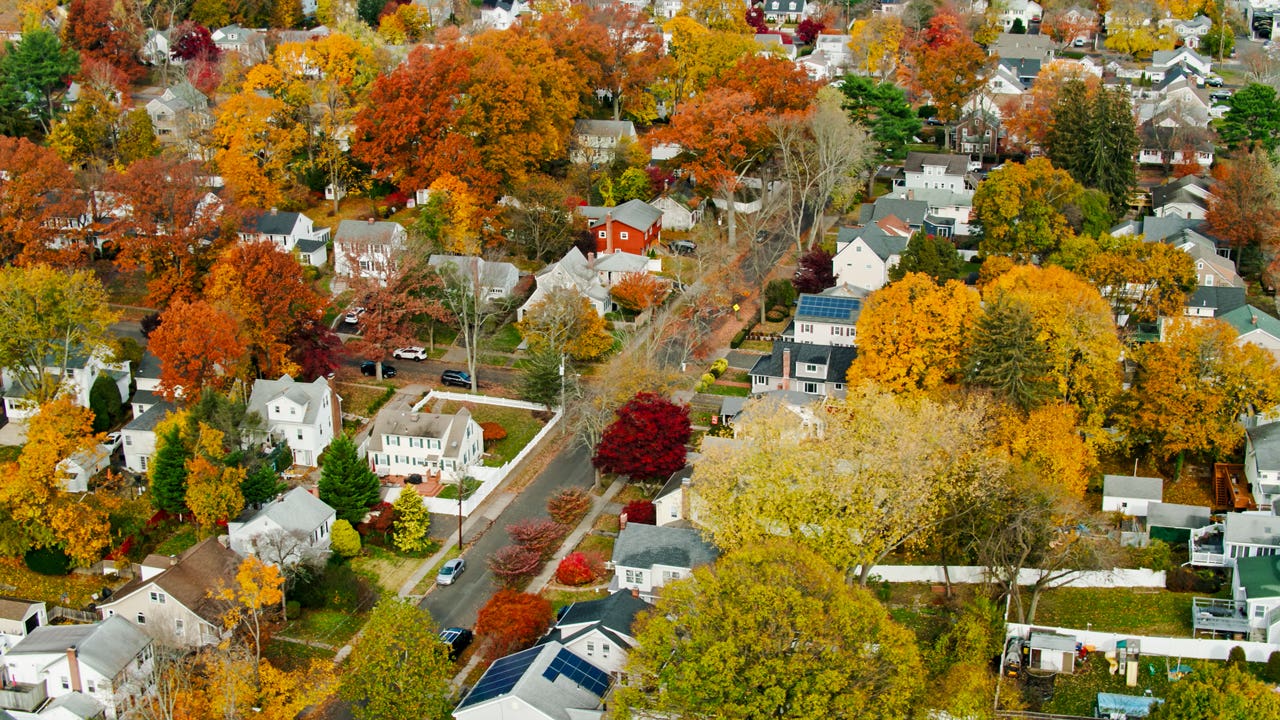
left=421, top=174, right=484, bottom=255
left=212, top=90, right=306, bottom=208
left=1071, top=234, right=1197, bottom=324
left=2, top=399, right=99, bottom=524
left=660, top=17, right=760, bottom=110
left=256, top=658, right=336, bottom=720
left=517, top=287, right=615, bottom=361
left=220, top=555, right=284, bottom=675
left=848, top=273, right=980, bottom=394
left=680, top=0, right=751, bottom=32
left=186, top=455, right=245, bottom=530
left=972, top=158, right=1083, bottom=261
left=848, top=15, right=905, bottom=80
left=990, top=402, right=1097, bottom=499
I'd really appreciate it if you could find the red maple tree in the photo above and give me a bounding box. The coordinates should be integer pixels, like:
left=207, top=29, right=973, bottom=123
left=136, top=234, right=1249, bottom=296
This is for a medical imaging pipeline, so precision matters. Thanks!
left=547, top=487, right=592, bottom=525
left=475, top=589, right=554, bottom=662
left=622, top=500, right=656, bottom=525
left=555, top=551, right=605, bottom=586
left=592, top=393, right=691, bottom=481
left=507, top=518, right=566, bottom=559
left=488, top=545, right=543, bottom=587
left=147, top=299, right=246, bottom=401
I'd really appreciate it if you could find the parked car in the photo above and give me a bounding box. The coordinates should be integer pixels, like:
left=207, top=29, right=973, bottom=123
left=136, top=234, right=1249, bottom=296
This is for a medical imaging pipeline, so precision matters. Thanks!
left=437, top=558, right=466, bottom=586
left=1210, top=90, right=1233, bottom=102
left=102, top=431, right=122, bottom=453
left=393, top=346, right=428, bottom=361
left=439, top=627, right=474, bottom=660
left=441, top=370, right=472, bottom=388
left=360, top=361, right=397, bottom=378
left=668, top=240, right=697, bottom=256
left=1205, top=75, right=1224, bottom=87
left=344, top=307, right=365, bottom=324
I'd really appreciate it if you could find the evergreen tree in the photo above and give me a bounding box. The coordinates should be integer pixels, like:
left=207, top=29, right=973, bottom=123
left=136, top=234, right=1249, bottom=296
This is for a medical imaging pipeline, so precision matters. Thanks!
left=149, top=426, right=191, bottom=514
left=1217, top=83, right=1280, bottom=152
left=88, top=374, right=124, bottom=432
left=0, top=29, right=80, bottom=131
left=889, top=231, right=963, bottom=284
left=392, top=489, right=432, bottom=554
left=965, top=295, right=1054, bottom=411
left=520, top=347, right=571, bottom=410
left=1047, top=82, right=1137, bottom=212
left=839, top=75, right=921, bottom=161
left=241, top=463, right=286, bottom=506
left=319, top=435, right=380, bottom=524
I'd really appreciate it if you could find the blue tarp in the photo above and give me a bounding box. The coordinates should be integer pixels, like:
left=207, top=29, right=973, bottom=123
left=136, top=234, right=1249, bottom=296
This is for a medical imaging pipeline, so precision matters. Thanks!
left=1097, top=692, right=1163, bottom=718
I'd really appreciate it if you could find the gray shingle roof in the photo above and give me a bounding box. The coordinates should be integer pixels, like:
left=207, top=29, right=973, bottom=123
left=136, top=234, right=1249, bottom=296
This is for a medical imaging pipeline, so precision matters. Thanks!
left=1186, top=285, right=1245, bottom=315
left=8, top=616, right=149, bottom=679
left=583, top=199, right=662, bottom=233
left=246, top=487, right=335, bottom=536
left=136, top=351, right=162, bottom=380
left=1146, top=502, right=1212, bottom=530
left=573, top=119, right=636, bottom=139
left=904, top=152, right=969, bottom=176
left=246, top=375, right=331, bottom=428
left=1102, top=475, right=1163, bottom=501
left=249, top=210, right=303, bottom=236
left=612, top=523, right=719, bottom=570
left=334, top=219, right=403, bottom=243
left=1248, top=421, right=1280, bottom=473
left=125, top=401, right=176, bottom=432
left=749, top=341, right=858, bottom=387
left=1225, top=511, right=1280, bottom=546
left=556, top=590, right=651, bottom=637
left=295, top=237, right=327, bottom=254
left=429, top=255, right=520, bottom=291
left=656, top=467, right=693, bottom=501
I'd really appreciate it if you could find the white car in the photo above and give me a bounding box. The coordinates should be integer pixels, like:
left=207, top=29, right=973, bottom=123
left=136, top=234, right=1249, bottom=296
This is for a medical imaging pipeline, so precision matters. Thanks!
left=393, top=346, right=428, bottom=361
left=344, top=307, right=365, bottom=324
left=101, top=432, right=122, bottom=453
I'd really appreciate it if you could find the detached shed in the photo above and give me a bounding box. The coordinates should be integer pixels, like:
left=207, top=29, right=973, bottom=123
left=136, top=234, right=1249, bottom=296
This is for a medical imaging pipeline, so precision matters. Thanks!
left=1028, top=632, right=1077, bottom=674
left=1102, top=475, right=1164, bottom=517
left=1147, top=502, right=1213, bottom=544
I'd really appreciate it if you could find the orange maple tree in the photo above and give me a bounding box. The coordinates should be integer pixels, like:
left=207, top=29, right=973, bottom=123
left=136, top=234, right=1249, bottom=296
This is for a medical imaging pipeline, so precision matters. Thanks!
left=0, top=137, right=84, bottom=266
left=1206, top=148, right=1279, bottom=258
left=148, top=299, right=246, bottom=401
left=611, top=272, right=671, bottom=312
left=475, top=589, right=554, bottom=663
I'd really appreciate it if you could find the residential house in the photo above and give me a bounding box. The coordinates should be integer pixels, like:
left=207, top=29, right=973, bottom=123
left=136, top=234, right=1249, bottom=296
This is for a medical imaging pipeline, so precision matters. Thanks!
left=56, top=446, right=111, bottom=494
left=1, top=349, right=129, bottom=423
left=979, top=62, right=1028, bottom=98
left=762, top=0, right=809, bottom=23
left=650, top=188, right=706, bottom=231
left=570, top=120, right=637, bottom=165
left=0, top=600, right=46, bottom=653
left=244, top=375, right=340, bottom=467
left=1169, top=14, right=1212, bottom=48
left=139, top=28, right=172, bottom=65
left=813, top=32, right=853, bottom=68
left=1221, top=305, right=1280, bottom=361
left=130, top=351, right=163, bottom=418
left=1137, top=125, right=1215, bottom=168
left=2, top=617, right=152, bottom=718
left=1151, top=174, right=1215, bottom=220
left=652, top=0, right=682, bottom=19
left=590, top=251, right=657, bottom=289
left=332, top=219, right=406, bottom=280
left=859, top=196, right=930, bottom=231
left=990, top=0, right=1043, bottom=30
left=517, top=247, right=611, bottom=322
left=1045, top=4, right=1098, bottom=43
left=578, top=199, right=663, bottom=255
left=1101, top=475, right=1163, bottom=517
left=1165, top=232, right=1242, bottom=288
left=1151, top=47, right=1212, bottom=77
left=655, top=467, right=694, bottom=528
left=452, top=641, right=610, bottom=720
left=1146, top=502, right=1213, bottom=544
left=237, top=209, right=330, bottom=267
left=611, top=523, right=719, bottom=602
left=1190, top=511, right=1280, bottom=567
left=228, top=487, right=336, bottom=568
left=987, top=32, right=1056, bottom=62
left=884, top=187, right=974, bottom=235
left=478, top=0, right=530, bottom=30
left=27, top=691, right=106, bottom=720
left=785, top=290, right=863, bottom=347
left=1193, top=554, right=1280, bottom=643
left=210, top=24, right=263, bottom=58
left=832, top=224, right=910, bottom=292
left=749, top=340, right=858, bottom=400
left=755, top=34, right=798, bottom=60
left=121, top=401, right=175, bottom=475
left=428, top=255, right=520, bottom=301
left=541, top=591, right=651, bottom=674
left=360, top=402, right=483, bottom=480
left=1184, top=285, right=1246, bottom=321
left=96, top=538, right=240, bottom=648
left=954, top=107, right=1006, bottom=159
left=898, top=152, right=976, bottom=193
left=144, top=81, right=209, bottom=142
left=1000, top=57, right=1044, bottom=88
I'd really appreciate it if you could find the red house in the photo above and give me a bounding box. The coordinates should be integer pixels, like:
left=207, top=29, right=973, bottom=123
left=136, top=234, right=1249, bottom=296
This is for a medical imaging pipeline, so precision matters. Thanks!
left=580, top=199, right=663, bottom=255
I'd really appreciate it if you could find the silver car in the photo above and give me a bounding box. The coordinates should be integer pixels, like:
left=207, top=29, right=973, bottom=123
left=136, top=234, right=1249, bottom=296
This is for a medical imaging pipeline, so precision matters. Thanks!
left=437, top=558, right=465, bottom=586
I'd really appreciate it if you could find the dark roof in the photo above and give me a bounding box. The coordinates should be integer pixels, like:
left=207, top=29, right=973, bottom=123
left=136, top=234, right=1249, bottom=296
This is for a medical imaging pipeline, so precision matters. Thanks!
left=868, top=198, right=929, bottom=227
left=612, top=523, right=719, bottom=570
left=749, top=341, right=858, bottom=386
left=1186, top=285, right=1245, bottom=315
left=904, top=152, right=969, bottom=175
left=106, top=538, right=240, bottom=626
left=458, top=645, right=542, bottom=709
left=124, top=400, right=176, bottom=432
left=656, top=466, right=692, bottom=501
left=136, top=350, right=162, bottom=380
left=295, top=237, right=327, bottom=254
left=999, top=57, right=1042, bottom=79
left=556, top=590, right=651, bottom=637
left=763, top=0, right=805, bottom=10
left=248, top=210, right=303, bottom=236
left=1146, top=502, right=1212, bottom=530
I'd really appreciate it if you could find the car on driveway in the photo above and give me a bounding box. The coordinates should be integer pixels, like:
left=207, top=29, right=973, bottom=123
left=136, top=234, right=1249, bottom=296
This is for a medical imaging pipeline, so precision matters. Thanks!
left=439, top=627, right=474, bottom=660
left=101, top=431, right=122, bottom=453
left=437, top=558, right=465, bottom=586
left=441, top=370, right=472, bottom=388
left=393, top=346, right=428, bottom=361
left=360, top=361, right=396, bottom=378
left=668, top=240, right=697, bottom=256
left=344, top=307, right=365, bottom=324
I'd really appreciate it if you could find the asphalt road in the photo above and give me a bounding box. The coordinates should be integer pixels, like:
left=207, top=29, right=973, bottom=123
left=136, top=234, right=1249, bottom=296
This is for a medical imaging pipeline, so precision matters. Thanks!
left=420, top=442, right=595, bottom=630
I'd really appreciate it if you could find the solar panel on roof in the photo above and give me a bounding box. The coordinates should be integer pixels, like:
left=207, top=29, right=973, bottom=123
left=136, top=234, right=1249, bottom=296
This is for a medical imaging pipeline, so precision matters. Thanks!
left=542, top=648, right=611, bottom=698
left=457, top=645, right=543, bottom=708
left=797, top=295, right=860, bottom=320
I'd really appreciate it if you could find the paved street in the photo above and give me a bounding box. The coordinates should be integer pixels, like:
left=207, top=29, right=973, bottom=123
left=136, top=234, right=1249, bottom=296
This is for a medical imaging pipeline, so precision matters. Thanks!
left=419, top=442, right=595, bottom=629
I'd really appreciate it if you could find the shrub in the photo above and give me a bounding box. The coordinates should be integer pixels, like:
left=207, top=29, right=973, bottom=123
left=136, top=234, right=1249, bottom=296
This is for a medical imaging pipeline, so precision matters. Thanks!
left=357, top=502, right=396, bottom=544
left=709, top=358, right=729, bottom=377
left=330, top=519, right=362, bottom=558
left=622, top=500, right=656, bottom=525
left=24, top=547, right=71, bottom=576
left=481, top=422, right=507, bottom=443
left=507, top=518, right=566, bottom=559
left=700, top=373, right=715, bottom=387
left=730, top=329, right=747, bottom=348
left=1228, top=645, right=1248, bottom=667
left=292, top=559, right=371, bottom=611
left=1134, top=539, right=1172, bottom=572
left=547, top=487, right=592, bottom=526
left=555, top=552, right=605, bottom=586
left=475, top=589, right=554, bottom=663
left=488, top=544, right=543, bottom=587
left=1266, top=651, right=1280, bottom=683
left=766, top=308, right=786, bottom=322
left=765, top=278, right=797, bottom=309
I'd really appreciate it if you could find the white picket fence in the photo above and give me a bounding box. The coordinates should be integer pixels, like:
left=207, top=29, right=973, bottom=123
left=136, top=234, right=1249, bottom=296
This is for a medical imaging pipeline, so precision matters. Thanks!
left=858, top=565, right=1166, bottom=589
left=1007, top=623, right=1280, bottom=662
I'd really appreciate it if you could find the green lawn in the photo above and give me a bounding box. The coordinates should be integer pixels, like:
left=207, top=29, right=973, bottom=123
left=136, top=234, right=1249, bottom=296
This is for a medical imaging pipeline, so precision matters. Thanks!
left=440, top=402, right=546, bottom=467
left=704, top=383, right=750, bottom=397
left=281, top=608, right=366, bottom=646
left=1033, top=587, right=1194, bottom=637
left=541, top=587, right=609, bottom=613
left=484, top=323, right=524, bottom=353
left=263, top=638, right=336, bottom=671
left=575, top=534, right=615, bottom=558
left=1040, top=654, right=1221, bottom=716
left=154, top=526, right=200, bottom=556
left=438, top=477, right=483, bottom=499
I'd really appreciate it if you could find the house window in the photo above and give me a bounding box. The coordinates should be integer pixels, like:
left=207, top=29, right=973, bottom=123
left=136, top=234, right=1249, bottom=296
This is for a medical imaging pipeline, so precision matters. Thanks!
left=175, top=619, right=185, bottom=634
left=125, top=435, right=132, bottom=446
left=140, top=456, right=148, bottom=471
left=86, top=679, right=96, bottom=693
left=296, top=429, right=303, bottom=440
left=1257, top=605, right=1268, bottom=619
left=800, top=324, right=813, bottom=333
left=602, top=643, right=611, bottom=657
left=150, top=591, right=166, bottom=604
left=620, top=231, right=629, bottom=240
left=662, top=570, right=680, bottom=583
left=670, top=503, right=678, bottom=518
left=586, top=641, right=595, bottom=656
left=624, top=569, right=644, bottom=584
left=806, top=364, right=817, bottom=373
left=803, top=382, right=818, bottom=394
left=61, top=676, right=70, bottom=690
left=598, top=231, right=606, bottom=238
left=137, top=613, right=146, bottom=624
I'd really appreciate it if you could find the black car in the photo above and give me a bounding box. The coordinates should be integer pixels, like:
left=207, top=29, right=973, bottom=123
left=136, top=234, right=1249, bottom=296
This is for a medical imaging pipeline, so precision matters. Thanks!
left=360, top=361, right=397, bottom=378
left=441, top=370, right=472, bottom=388
left=439, top=627, right=474, bottom=661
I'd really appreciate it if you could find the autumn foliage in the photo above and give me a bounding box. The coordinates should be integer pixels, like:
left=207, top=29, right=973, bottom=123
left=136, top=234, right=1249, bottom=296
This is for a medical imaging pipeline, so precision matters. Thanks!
left=555, top=551, right=605, bottom=586
left=148, top=299, right=246, bottom=401
left=611, top=272, right=671, bottom=312
left=593, top=393, right=691, bottom=481
left=622, top=500, right=656, bottom=525
left=475, top=589, right=554, bottom=663
left=480, top=422, right=507, bottom=443
left=547, top=487, right=592, bottom=525
left=488, top=545, right=543, bottom=587
left=506, top=518, right=567, bottom=559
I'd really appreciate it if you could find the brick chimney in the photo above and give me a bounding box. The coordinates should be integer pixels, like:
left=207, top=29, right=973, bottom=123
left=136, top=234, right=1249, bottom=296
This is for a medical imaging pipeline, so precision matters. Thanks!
left=781, top=348, right=791, bottom=390
left=269, top=207, right=278, bottom=216
left=605, top=212, right=614, bottom=254
left=66, top=647, right=82, bottom=693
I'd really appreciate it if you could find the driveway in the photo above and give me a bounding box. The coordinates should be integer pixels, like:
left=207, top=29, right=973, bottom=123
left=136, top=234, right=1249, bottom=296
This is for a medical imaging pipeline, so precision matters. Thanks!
left=420, top=442, right=595, bottom=630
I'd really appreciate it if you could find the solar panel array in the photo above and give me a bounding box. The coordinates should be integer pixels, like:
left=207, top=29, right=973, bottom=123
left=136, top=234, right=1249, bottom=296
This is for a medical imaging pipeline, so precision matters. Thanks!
left=458, top=645, right=543, bottom=708
left=797, top=295, right=861, bottom=320
left=542, top=648, right=611, bottom=698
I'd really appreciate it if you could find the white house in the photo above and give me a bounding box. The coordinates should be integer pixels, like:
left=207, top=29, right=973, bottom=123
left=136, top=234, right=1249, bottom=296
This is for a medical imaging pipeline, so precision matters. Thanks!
left=1203, top=554, right=1280, bottom=643
left=884, top=187, right=974, bottom=236
left=139, top=28, right=172, bottom=65
left=227, top=487, right=336, bottom=568
left=610, top=523, right=719, bottom=602
left=452, top=641, right=610, bottom=720
left=650, top=191, right=706, bottom=232
left=428, top=255, right=521, bottom=301
left=1, top=348, right=129, bottom=423
left=654, top=467, right=693, bottom=528
left=210, top=24, right=263, bottom=57
left=2, top=616, right=152, bottom=719
left=570, top=119, right=638, bottom=166
left=1183, top=285, right=1246, bottom=321
left=121, top=401, right=175, bottom=475
left=1169, top=14, right=1212, bottom=48
left=517, top=247, right=611, bottom=322
left=332, top=219, right=407, bottom=280
left=541, top=590, right=651, bottom=675
left=244, top=375, right=340, bottom=468
left=1151, top=47, right=1212, bottom=77
left=56, top=446, right=111, bottom=494
left=96, top=538, right=240, bottom=648
left=995, top=0, right=1043, bottom=31
left=1221, top=306, right=1280, bottom=363
left=237, top=209, right=331, bottom=267
left=360, top=403, right=483, bottom=480
left=1100, top=475, right=1163, bottom=517
left=832, top=224, right=909, bottom=292
left=0, top=599, right=46, bottom=653
left=1151, top=174, right=1215, bottom=220
left=899, top=152, right=976, bottom=193
left=144, top=80, right=209, bottom=143
left=478, top=0, right=530, bottom=30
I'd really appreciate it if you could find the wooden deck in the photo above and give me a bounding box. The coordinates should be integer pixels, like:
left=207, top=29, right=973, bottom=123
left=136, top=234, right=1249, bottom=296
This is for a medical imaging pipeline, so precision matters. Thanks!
left=1213, top=463, right=1254, bottom=511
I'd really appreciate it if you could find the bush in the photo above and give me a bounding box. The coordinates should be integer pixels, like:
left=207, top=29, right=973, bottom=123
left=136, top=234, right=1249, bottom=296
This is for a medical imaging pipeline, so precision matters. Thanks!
left=507, top=518, right=566, bottom=559
left=330, top=519, right=362, bottom=558
left=488, top=544, right=544, bottom=587
left=547, top=487, right=592, bottom=526
left=481, top=422, right=507, bottom=443
left=555, top=552, right=605, bottom=586
left=285, top=600, right=301, bottom=619
left=1166, top=567, right=1220, bottom=593
left=24, top=546, right=71, bottom=576
left=1266, top=651, right=1280, bottom=683
left=1228, top=645, right=1248, bottom=667
left=356, top=502, right=396, bottom=545
left=475, top=589, right=554, bottom=663
left=730, top=329, right=747, bottom=348
left=292, top=558, right=372, bottom=611
left=1134, top=539, right=1172, bottom=572
left=766, top=308, right=786, bottom=322
left=709, top=358, right=729, bottom=378
left=622, top=500, right=656, bottom=525
left=700, top=373, right=715, bottom=387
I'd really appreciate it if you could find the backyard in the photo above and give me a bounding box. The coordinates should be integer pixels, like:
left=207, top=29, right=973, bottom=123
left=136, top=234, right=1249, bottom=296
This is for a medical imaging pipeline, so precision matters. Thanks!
left=1033, top=587, right=1195, bottom=638
left=439, top=401, right=547, bottom=467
